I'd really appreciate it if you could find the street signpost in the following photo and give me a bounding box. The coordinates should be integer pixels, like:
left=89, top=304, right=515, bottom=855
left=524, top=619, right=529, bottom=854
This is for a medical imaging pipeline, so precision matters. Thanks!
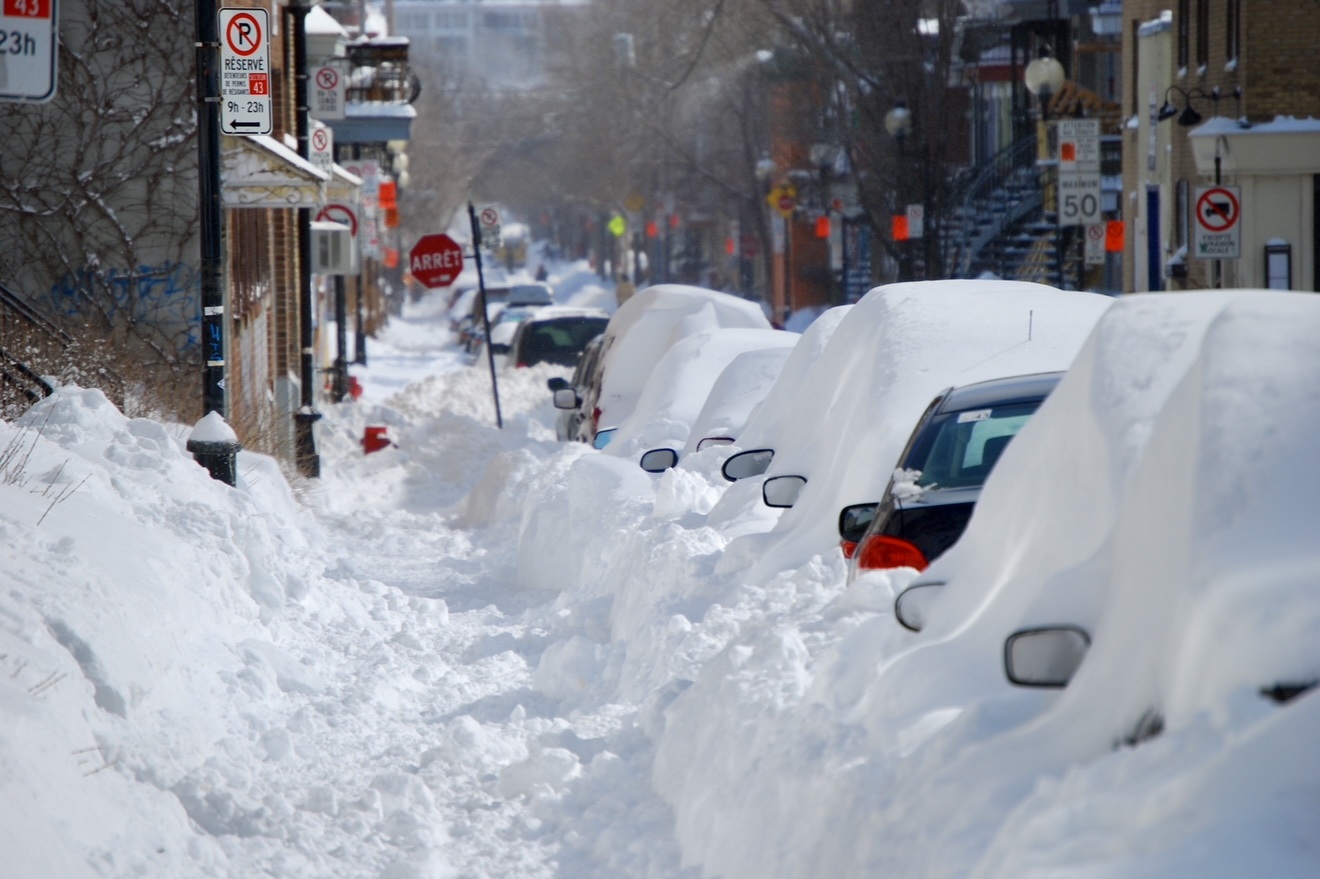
left=768, top=184, right=797, bottom=219
left=906, top=203, right=925, bottom=239
left=1193, top=185, right=1241, bottom=260
left=309, top=123, right=333, bottom=174
left=1085, top=223, right=1106, bottom=266
left=478, top=205, right=501, bottom=248
left=1058, top=173, right=1103, bottom=226
left=1056, top=118, right=1101, bottom=227
left=409, top=233, right=464, bottom=288
left=0, top=0, right=59, bottom=104
left=310, top=62, right=345, bottom=120
left=316, top=202, right=358, bottom=239
left=1057, top=119, right=1100, bottom=173
left=219, top=7, right=271, bottom=135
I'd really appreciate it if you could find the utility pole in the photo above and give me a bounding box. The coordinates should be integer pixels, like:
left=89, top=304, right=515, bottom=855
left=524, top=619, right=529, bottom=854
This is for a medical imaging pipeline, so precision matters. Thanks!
left=187, top=0, right=241, bottom=485
left=289, top=0, right=321, bottom=477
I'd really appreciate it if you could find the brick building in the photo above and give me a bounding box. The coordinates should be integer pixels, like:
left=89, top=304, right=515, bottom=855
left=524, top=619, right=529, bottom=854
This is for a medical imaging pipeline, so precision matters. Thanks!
left=1122, top=0, right=1320, bottom=292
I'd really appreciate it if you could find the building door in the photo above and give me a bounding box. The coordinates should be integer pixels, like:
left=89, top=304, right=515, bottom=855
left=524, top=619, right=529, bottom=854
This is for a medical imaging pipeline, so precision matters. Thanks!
left=1146, top=185, right=1162, bottom=291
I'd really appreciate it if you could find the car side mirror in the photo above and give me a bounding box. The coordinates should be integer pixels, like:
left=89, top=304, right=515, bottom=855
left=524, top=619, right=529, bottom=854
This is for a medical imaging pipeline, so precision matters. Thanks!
left=838, top=502, right=879, bottom=543
left=696, top=436, right=735, bottom=452
left=893, top=582, right=944, bottom=632
left=552, top=388, right=580, bottom=410
left=592, top=428, right=616, bottom=450
left=762, top=474, right=807, bottom=508
left=722, top=448, right=774, bottom=482
left=639, top=448, right=678, bottom=473
left=1004, top=626, right=1091, bottom=688
left=547, top=377, right=569, bottom=392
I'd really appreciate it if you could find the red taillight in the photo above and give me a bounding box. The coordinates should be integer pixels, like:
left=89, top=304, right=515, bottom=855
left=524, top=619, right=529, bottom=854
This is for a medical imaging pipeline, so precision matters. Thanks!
left=592, top=407, right=601, bottom=430
left=856, top=534, right=928, bottom=572
left=841, top=540, right=858, bottom=560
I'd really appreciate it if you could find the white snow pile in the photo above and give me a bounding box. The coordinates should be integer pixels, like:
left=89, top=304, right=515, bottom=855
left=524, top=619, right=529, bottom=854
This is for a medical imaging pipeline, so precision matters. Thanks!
left=2, top=280, right=1318, bottom=879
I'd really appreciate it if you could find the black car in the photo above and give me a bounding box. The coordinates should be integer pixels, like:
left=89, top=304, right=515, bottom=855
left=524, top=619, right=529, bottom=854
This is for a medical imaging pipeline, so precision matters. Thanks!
left=513, top=309, right=609, bottom=369
left=549, top=332, right=608, bottom=441
left=840, top=371, right=1064, bottom=579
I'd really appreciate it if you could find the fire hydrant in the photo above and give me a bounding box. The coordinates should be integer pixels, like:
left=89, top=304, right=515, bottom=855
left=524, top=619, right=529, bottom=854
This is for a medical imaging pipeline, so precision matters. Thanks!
left=361, top=425, right=394, bottom=454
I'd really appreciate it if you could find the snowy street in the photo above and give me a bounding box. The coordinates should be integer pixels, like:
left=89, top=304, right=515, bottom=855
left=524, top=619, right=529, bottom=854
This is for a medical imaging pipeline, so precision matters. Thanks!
left=3, top=262, right=1319, bottom=879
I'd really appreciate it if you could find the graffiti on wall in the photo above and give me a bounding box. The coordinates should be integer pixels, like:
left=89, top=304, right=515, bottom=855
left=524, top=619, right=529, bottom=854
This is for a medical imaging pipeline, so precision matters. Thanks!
left=46, top=262, right=201, bottom=349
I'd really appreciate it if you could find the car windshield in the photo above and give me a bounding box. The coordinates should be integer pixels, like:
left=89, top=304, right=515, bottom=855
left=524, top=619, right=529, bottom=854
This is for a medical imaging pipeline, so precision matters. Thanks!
left=906, top=400, right=1042, bottom=490
left=519, top=317, right=609, bottom=366
left=509, top=284, right=553, bottom=305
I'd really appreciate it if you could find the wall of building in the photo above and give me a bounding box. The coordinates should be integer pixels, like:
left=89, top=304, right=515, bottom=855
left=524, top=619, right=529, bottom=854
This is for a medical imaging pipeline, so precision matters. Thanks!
left=1122, top=0, right=1320, bottom=293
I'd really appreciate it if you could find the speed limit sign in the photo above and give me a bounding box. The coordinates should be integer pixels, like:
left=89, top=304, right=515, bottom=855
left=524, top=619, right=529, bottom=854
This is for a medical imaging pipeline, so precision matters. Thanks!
left=1057, top=171, right=1102, bottom=226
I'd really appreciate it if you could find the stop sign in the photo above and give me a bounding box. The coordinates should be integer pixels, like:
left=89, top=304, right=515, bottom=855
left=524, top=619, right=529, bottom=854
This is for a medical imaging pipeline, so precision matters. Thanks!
left=409, top=233, right=464, bottom=288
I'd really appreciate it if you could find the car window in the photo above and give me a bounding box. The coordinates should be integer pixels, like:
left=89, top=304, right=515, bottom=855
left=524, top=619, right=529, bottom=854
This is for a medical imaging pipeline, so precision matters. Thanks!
left=908, top=400, right=1041, bottom=489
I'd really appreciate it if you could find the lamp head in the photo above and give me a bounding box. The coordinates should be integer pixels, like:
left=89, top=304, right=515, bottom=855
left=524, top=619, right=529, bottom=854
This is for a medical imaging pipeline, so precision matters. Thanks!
left=1177, top=105, right=1204, bottom=127
left=1024, top=51, right=1066, bottom=99
left=884, top=100, right=913, bottom=139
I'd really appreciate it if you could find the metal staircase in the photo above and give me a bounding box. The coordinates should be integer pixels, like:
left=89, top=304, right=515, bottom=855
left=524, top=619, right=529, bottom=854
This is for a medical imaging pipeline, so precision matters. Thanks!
left=0, top=281, right=123, bottom=419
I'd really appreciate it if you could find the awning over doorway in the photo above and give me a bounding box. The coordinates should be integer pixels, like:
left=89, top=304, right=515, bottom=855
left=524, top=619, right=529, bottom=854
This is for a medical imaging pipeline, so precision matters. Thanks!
left=222, top=135, right=329, bottom=208
left=1190, top=117, right=1320, bottom=176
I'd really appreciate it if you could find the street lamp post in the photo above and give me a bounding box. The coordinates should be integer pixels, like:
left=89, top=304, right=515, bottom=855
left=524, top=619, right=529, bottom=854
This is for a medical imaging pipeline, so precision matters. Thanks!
left=189, top=0, right=241, bottom=485
left=1024, top=48, right=1067, bottom=288
left=885, top=100, right=934, bottom=281
left=288, top=0, right=321, bottom=478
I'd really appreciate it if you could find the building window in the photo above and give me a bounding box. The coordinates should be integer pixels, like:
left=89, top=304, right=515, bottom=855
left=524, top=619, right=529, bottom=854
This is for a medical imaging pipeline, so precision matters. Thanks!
left=1195, top=0, right=1209, bottom=71
left=1130, top=18, right=1140, bottom=115
left=1176, top=0, right=1189, bottom=72
left=1265, top=242, right=1292, bottom=290
left=1226, top=0, right=1240, bottom=64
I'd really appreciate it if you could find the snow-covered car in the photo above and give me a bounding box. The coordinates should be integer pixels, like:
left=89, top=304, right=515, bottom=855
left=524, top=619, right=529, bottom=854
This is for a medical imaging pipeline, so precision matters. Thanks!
left=551, top=332, right=606, bottom=442
left=710, top=280, right=1112, bottom=587
left=508, top=306, right=609, bottom=368
left=717, top=305, right=853, bottom=483
left=507, top=282, right=555, bottom=307
left=596, top=327, right=798, bottom=471
left=469, top=305, right=537, bottom=359
left=838, top=371, right=1063, bottom=577
left=572, top=284, right=771, bottom=448
left=679, top=344, right=795, bottom=459
left=815, top=290, right=1320, bottom=879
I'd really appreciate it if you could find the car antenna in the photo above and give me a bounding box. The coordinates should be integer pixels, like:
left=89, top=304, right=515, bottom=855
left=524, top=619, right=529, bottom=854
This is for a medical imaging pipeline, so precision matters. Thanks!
left=1028, top=309, right=1033, bottom=342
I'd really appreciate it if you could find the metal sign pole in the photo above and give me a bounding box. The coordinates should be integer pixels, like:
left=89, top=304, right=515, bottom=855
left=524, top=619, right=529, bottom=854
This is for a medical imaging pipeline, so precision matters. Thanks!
left=188, top=0, right=240, bottom=485
left=468, top=203, right=503, bottom=429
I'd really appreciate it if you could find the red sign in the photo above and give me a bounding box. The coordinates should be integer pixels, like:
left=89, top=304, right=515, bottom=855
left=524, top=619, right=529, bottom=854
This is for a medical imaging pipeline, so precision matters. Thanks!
left=1105, top=220, right=1125, bottom=253
left=892, top=214, right=910, bottom=242
left=1195, top=187, right=1239, bottom=233
left=409, top=234, right=464, bottom=288
left=225, top=12, right=262, bottom=56
left=4, top=0, right=51, bottom=17
left=316, top=204, right=357, bottom=237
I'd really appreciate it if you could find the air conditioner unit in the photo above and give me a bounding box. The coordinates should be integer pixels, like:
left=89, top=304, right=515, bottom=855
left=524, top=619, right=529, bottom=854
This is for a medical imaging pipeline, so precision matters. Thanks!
left=311, top=221, right=358, bottom=275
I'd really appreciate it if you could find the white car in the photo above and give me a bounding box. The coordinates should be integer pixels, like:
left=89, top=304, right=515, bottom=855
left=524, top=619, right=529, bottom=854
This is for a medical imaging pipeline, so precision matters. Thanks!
left=572, top=284, right=772, bottom=448
left=598, top=327, right=799, bottom=470
left=818, top=289, right=1320, bottom=879
left=711, top=280, right=1113, bottom=585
